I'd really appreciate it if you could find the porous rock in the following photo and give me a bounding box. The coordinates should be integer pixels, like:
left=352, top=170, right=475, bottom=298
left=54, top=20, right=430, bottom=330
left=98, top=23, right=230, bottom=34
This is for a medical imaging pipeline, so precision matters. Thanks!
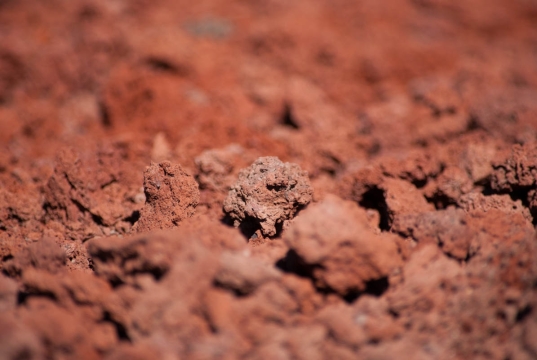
left=223, top=157, right=313, bottom=237
left=491, top=144, right=537, bottom=192
left=133, top=161, right=199, bottom=233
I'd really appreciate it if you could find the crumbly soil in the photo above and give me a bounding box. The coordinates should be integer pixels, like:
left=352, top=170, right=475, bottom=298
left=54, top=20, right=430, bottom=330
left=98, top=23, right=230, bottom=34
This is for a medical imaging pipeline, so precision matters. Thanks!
left=1, top=0, right=537, bottom=359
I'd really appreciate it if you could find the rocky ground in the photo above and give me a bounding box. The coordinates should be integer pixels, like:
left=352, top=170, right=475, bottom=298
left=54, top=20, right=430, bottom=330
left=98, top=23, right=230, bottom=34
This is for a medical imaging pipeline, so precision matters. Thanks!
left=1, top=0, right=537, bottom=359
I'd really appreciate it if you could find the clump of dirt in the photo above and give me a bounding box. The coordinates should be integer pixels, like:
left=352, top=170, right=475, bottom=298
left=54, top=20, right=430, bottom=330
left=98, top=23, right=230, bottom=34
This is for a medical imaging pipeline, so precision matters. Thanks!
left=133, top=161, right=199, bottom=233
left=223, top=156, right=313, bottom=237
left=284, top=195, right=401, bottom=295
left=43, top=146, right=139, bottom=237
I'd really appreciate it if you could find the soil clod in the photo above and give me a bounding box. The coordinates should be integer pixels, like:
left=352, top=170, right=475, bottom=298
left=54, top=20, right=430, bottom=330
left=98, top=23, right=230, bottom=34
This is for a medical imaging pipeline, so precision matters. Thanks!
left=223, top=156, right=313, bottom=237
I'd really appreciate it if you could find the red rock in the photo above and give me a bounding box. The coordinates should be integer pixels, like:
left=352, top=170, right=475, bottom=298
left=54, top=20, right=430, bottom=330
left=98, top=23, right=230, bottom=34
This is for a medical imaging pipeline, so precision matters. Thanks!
left=0, top=0, right=536, bottom=358
left=224, top=156, right=313, bottom=237
left=133, top=161, right=199, bottom=233
left=492, top=144, right=537, bottom=192
left=285, top=195, right=402, bottom=294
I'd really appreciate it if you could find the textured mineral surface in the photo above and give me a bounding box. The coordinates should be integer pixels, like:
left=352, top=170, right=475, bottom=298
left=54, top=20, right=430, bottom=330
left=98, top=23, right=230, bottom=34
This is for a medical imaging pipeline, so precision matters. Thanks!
left=223, top=156, right=313, bottom=237
left=284, top=195, right=402, bottom=295
left=1, top=0, right=537, bottom=359
left=133, top=161, right=199, bottom=233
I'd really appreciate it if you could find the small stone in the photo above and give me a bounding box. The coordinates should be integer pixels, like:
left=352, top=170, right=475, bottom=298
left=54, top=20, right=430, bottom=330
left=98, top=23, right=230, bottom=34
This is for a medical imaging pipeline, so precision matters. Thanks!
left=223, top=157, right=313, bottom=237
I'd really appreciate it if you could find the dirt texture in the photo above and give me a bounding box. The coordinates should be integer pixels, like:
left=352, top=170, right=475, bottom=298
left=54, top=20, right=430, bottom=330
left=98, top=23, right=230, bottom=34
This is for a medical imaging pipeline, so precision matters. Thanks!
left=1, top=0, right=537, bottom=359
left=133, top=161, right=199, bottom=233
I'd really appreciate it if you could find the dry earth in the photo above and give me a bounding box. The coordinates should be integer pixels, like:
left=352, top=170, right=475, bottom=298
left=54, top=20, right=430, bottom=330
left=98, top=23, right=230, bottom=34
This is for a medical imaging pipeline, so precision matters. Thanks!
left=1, top=0, right=537, bottom=359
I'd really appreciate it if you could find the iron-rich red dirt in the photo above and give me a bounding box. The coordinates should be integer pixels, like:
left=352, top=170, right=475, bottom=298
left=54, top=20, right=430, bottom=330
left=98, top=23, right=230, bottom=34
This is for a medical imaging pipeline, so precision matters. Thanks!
left=1, top=0, right=537, bottom=359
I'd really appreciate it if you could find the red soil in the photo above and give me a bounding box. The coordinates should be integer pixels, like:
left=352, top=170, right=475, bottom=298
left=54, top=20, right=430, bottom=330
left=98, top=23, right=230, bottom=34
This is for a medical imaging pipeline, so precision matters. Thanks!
left=1, top=0, right=537, bottom=359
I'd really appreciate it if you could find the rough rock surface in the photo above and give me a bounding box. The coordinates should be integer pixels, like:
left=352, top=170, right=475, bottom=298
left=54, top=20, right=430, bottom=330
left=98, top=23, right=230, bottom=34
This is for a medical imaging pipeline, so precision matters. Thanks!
left=284, top=195, right=402, bottom=295
left=223, top=157, right=313, bottom=237
left=492, top=144, right=537, bottom=192
left=133, top=162, right=200, bottom=233
left=43, top=145, right=143, bottom=240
